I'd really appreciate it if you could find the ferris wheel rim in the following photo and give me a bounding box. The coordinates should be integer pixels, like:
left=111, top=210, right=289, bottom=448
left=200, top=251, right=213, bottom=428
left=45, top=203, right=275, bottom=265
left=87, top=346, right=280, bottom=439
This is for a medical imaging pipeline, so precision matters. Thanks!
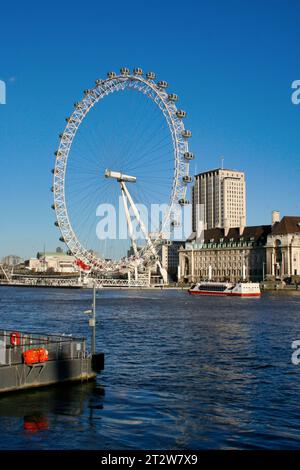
left=53, top=70, right=192, bottom=273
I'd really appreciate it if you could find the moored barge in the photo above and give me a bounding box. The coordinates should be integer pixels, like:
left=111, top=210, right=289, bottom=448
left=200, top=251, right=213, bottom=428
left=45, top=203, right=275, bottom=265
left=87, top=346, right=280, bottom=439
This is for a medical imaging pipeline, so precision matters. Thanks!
left=0, top=330, right=104, bottom=394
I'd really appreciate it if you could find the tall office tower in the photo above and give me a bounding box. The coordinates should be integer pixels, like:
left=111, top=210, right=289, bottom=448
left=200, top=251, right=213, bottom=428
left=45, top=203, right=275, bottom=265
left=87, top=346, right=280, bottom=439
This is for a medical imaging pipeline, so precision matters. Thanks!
left=192, top=168, right=246, bottom=233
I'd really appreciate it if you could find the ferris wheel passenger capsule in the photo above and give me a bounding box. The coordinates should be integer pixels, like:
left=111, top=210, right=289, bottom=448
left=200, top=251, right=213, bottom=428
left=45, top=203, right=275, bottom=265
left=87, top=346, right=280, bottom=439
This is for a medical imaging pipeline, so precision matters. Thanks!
left=50, top=186, right=54, bottom=192
left=84, top=89, right=91, bottom=95
left=120, top=67, right=130, bottom=76
left=51, top=204, right=56, bottom=210
left=107, top=71, right=116, bottom=79
left=95, top=79, right=104, bottom=85
left=171, top=220, right=181, bottom=227
left=157, top=80, right=168, bottom=88
left=178, top=198, right=190, bottom=206
left=183, top=176, right=193, bottom=183
left=74, top=102, right=82, bottom=109
left=184, top=152, right=195, bottom=160
left=146, top=72, right=156, bottom=80
left=133, top=68, right=143, bottom=75
left=182, top=129, right=192, bottom=138
left=54, top=221, right=59, bottom=227
left=168, top=93, right=178, bottom=102
left=59, top=236, right=65, bottom=243
left=176, top=110, right=186, bottom=119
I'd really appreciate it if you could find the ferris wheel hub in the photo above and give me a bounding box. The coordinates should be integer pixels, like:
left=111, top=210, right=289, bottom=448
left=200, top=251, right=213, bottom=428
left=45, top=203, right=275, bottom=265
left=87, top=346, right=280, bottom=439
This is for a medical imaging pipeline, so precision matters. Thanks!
left=104, top=169, right=137, bottom=183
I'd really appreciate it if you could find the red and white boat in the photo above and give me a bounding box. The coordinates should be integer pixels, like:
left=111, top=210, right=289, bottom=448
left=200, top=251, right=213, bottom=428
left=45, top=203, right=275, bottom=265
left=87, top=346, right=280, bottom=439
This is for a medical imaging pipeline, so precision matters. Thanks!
left=188, top=281, right=261, bottom=297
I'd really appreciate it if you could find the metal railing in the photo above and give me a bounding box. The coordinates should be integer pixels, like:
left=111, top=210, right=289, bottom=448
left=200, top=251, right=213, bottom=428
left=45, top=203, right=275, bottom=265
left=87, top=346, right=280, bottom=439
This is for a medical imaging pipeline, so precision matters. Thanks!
left=0, top=330, right=87, bottom=366
left=0, top=278, right=81, bottom=287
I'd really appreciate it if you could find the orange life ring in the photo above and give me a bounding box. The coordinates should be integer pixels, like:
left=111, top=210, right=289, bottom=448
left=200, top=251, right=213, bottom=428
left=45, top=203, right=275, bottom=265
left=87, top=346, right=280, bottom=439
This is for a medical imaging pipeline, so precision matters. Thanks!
left=10, top=331, right=21, bottom=347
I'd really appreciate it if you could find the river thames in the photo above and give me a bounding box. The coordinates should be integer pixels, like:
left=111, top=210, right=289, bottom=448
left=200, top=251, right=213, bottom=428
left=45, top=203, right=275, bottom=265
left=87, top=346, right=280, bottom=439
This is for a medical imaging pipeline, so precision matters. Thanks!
left=0, top=287, right=300, bottom=449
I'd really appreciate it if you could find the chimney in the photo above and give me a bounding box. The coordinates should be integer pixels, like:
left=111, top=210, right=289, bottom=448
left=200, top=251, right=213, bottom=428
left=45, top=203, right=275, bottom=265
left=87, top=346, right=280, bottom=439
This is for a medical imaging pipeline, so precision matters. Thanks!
left=239, top=216, right=246, bottom=236
left=196, top=203, right=205, bottom=243
left=224, top=218, right=230, bottom=237
left=272, top=210, right=280, bottom=226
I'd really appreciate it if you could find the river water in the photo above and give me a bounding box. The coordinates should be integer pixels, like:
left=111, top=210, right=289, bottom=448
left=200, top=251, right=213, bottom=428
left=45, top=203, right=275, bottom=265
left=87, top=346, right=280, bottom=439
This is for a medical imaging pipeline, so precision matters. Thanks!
left=0, top=287, right=300, bottom=450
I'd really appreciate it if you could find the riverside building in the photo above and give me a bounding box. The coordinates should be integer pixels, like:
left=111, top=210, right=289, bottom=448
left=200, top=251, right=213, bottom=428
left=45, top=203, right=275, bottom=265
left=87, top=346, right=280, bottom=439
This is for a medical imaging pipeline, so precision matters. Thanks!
left=192, top=168, right=246, bottom=232
left=266, top=213, right=300, bottom=280
left=160, top=241, right=183, bottom=281
left=179, top=224, right=270, bottom=283
left=27, top=252, right=79, bottom=273
left=179, top=212, right=300, bottom=283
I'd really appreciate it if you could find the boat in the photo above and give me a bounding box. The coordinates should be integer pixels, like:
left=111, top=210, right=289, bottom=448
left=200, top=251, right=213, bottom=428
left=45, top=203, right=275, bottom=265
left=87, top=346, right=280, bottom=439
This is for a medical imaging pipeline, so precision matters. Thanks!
left=188, top=281, right=261, bottom=297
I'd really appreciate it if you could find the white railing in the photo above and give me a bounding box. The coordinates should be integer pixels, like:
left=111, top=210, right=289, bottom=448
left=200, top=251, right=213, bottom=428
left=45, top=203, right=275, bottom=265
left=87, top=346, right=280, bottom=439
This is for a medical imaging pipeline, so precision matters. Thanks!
left=0, top=276, right=154, bottom=288
left=92, top=278, right=151, bottom=288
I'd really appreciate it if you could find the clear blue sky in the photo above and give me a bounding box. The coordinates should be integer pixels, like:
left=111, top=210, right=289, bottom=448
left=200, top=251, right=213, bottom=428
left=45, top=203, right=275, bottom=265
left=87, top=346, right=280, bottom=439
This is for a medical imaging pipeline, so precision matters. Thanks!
left=0, top=0, right=299, bottom=259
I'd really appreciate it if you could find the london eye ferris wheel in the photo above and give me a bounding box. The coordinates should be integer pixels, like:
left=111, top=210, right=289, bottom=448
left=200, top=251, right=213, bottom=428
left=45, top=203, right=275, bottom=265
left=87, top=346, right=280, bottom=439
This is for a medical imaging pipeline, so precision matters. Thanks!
left=52, top=67, right=194, bottom=280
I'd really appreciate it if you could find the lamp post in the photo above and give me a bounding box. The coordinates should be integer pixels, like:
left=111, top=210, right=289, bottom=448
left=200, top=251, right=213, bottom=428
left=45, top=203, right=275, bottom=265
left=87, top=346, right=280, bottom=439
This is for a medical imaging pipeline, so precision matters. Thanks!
left=84, top=282, right=96, bottom=355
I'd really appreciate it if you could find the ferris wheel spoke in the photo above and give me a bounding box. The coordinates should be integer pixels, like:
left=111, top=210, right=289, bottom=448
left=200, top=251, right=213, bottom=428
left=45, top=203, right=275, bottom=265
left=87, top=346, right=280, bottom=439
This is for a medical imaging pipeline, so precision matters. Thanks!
left=128, top=153, right=174, bottom=174
left=70, top=186, right=115, bottom=245
left=120, top=90, right=155, bottom=161
left=122, top=113, right=168, bottom=167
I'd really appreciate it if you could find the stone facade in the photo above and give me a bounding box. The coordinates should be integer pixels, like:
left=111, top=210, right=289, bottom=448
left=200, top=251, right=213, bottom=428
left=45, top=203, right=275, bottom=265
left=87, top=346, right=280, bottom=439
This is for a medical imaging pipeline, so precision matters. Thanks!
left=179, top=225, right=270, bottom=283
left=160, top=241, right=182, bottom=281
left=179, top=215, right=300, bottom=284
left=266, top=216, right=300, bottom=280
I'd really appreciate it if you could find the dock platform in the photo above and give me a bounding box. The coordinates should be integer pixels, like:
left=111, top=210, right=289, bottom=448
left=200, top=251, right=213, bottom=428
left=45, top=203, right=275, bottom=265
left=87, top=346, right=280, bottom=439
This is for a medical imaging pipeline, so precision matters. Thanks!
left=0, top=330, right=104, bottom=394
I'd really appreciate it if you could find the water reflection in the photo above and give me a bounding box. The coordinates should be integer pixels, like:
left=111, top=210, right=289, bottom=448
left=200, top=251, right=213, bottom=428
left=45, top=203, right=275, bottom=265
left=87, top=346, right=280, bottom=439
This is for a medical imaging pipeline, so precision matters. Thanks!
left=0, top=382, right=105, bottom=434
left=24, top=415, right=49, bottom=432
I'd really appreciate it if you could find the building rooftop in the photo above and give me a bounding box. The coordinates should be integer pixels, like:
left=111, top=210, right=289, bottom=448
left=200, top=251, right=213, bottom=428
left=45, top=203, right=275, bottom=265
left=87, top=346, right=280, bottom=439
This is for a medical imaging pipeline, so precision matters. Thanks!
left=271, top=216, right=300, bottom=236
left=187, top=225, right=271, bottom=244
left=37, top=252, right=73, bottom=258
left=195, top=168, right=244, bottom=177
left=187, top=215, right=300, bottom=245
